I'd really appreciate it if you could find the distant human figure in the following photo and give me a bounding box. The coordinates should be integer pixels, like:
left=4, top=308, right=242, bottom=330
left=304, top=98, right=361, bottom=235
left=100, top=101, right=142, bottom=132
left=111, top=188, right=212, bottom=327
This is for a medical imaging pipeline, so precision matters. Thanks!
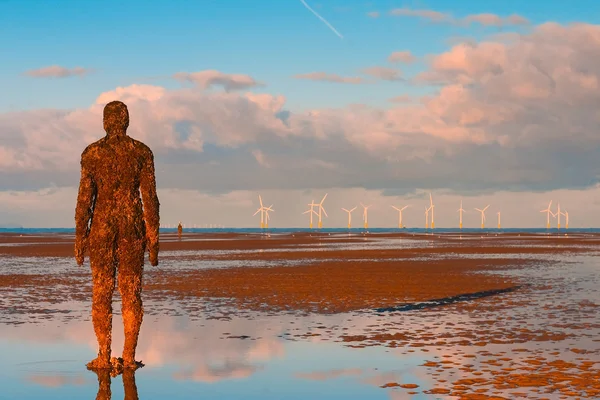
left=92, top=368, right=140, bottom=400
left=75, top=100, right=160, bottom=370
left=177, top=221, right=183, bottom=239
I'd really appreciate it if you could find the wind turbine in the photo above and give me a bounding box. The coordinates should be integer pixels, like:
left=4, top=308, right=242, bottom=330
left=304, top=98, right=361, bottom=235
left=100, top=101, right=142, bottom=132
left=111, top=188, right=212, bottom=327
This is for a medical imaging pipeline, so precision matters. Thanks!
left=540, top=200, right=553, bottom=229
left=391, top=205, right=409, bottom=229
left=253, top=195, right=266, bottom=228
left=429, top=193, right=435, bottom=229
left=497, top=211, right=501, bottom=229
left=458, top=200, right=466, bottom=230
left=360, top=203, right=372, bottom=229
left=553, top=203, right=563, bottom=230
left=563, top=210, right=569, bottom=229
left=263, top=205, right=274, bottom=228
left=303, top=200, right=318, bottom=229
left=317, top=193, right=328, bottom=228
left=474, top=205, right=490, bottom=229
left=425, top=206, right=431, bottom=229
left=342, top=206, right=357, bottom=229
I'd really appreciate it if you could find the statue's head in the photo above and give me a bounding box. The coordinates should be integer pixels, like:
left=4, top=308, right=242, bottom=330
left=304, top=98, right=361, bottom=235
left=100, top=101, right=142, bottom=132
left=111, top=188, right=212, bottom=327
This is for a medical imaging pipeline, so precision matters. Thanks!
left=103, top=101, right=130, bottom=136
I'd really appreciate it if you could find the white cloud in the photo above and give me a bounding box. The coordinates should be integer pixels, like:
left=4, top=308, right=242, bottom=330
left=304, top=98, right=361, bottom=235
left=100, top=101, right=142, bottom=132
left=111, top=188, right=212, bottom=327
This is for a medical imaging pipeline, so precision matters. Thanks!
left=389, top=8, right=529, bottom=27
left=361, top=66, right=403, bottom=81
left=388, top=95, right=413, bottom=104
left=388, top=51, right=416, bottom=64
left=252, top=149, right=270, bottom=168
left=389, top=8, right=451, bottom=23
left=173, top=70, right=263, bottom=91
left=96, top=84, right=166, bottom=104
left=293, top=72, right=365, bottom=84
left=462, top=13, right=530, bottom=27
left=24, top=65, right=93, bottom=78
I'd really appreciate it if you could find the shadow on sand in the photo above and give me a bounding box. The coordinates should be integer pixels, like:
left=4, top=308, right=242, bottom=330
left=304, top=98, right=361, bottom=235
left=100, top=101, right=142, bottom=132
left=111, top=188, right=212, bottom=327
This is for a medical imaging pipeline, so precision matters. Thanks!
left=375, top=285, right=524, bottom=313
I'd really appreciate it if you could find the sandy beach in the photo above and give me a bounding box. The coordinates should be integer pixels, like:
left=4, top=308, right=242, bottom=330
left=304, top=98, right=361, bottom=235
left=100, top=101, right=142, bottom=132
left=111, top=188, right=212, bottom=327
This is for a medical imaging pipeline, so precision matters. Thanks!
left=1, top=232, right=599, bottom=398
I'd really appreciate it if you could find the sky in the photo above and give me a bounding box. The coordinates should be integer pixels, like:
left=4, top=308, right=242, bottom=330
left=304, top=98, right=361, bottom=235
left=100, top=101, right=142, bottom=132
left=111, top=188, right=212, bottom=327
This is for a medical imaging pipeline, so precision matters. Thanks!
left=1, top=0, right=600, bottom=228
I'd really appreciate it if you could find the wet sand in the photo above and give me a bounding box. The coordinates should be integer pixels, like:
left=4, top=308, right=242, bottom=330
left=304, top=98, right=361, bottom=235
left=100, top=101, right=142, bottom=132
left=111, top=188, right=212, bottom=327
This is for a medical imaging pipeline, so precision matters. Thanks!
left=0, top=231, right=566, bottom=313
left=0, top=232, right=596, bottom=313
left=2, top=232, right=600, bottom=398
left=1, top=231, right=598, bottom=257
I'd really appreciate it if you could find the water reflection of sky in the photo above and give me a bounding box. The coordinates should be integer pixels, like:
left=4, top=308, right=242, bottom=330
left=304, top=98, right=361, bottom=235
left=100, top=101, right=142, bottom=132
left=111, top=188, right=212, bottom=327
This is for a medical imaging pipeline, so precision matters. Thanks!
left=0, top=312, right=436, bottom=399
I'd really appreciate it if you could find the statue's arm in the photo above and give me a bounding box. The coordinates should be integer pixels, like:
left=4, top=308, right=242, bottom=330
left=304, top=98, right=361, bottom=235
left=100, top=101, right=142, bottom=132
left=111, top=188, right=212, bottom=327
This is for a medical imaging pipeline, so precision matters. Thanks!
left=140, top=148, right=160, bottom=266
left=74, top=150, right=97, bottom=265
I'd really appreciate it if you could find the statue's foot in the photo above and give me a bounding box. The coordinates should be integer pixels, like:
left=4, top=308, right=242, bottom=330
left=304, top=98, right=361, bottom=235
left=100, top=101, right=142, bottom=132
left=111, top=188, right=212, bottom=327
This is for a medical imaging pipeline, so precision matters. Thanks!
left=121, top=357, right=145, bottom=369
left=86, top=356, right=112, bottom=370
left=105, top=357, right=124, bottom=376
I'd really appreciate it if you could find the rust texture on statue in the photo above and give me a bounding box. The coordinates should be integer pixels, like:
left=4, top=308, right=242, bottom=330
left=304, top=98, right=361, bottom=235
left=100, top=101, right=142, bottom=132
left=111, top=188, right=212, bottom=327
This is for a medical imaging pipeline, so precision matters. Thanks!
left=177, top=222, right=182, bottom=239
left=75, top=100, right=160, bottom=370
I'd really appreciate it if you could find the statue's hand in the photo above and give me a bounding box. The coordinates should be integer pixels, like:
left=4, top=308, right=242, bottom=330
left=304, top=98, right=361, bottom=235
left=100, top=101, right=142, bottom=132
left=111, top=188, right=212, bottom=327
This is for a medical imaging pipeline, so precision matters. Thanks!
left=149, top=250, right=158, bottom=266
left=148, top=241, right=159, bottom=266
left=74, top=240, right=86, bottom=266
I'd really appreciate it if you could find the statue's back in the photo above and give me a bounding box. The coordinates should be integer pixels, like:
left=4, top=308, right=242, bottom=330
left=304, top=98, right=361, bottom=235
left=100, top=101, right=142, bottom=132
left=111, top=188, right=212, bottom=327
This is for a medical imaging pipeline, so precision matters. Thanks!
left=82, top=135, right=154, bottom=241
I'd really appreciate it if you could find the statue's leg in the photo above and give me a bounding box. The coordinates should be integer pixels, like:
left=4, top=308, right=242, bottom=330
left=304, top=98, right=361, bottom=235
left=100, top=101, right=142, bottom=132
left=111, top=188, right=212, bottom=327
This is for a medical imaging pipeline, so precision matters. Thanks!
left=92, top=368, right=112, bottom=400
left=87, top=246, right=117, bottom=369
left=117, top=238, right=145, bottom=367
left=122, top=368, right=140, bottom=400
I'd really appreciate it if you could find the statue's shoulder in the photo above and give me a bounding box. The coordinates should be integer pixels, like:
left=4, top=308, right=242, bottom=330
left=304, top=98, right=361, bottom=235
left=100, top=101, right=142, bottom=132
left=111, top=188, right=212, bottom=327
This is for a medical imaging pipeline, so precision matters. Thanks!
left=130, top=138, right=154, bottom=157
left=81, top=137, right=107, bottom=160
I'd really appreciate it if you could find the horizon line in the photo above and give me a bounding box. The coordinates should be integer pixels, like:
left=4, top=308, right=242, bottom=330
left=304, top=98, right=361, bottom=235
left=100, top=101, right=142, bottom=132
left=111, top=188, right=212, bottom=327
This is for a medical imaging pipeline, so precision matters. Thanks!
left=0, top=227, right=586, bottom=230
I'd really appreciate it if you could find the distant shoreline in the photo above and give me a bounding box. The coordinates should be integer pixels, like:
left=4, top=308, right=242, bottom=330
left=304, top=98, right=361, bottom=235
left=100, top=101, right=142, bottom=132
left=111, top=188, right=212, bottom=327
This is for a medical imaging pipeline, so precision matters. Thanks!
left=1, top=229, right=598, bottom=261
left=0, top=227, right=595, bottom=234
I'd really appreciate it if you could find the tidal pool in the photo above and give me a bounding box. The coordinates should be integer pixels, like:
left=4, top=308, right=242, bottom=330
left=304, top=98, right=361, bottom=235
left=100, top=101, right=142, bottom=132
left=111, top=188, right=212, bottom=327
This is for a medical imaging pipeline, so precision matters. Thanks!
left=1, top=310, right=436, bottom=400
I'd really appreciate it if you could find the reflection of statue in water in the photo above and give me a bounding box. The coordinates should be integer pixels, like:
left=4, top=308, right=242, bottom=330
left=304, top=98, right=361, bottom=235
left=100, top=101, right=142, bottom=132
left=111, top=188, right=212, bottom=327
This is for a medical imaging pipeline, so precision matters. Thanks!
left=177, top=221, right=183, bottom=239
left=75, top=100, right=160, bottom=370
left=93, top=369, right=112, bottom=400
left=92, top=368, right=140, bottom=400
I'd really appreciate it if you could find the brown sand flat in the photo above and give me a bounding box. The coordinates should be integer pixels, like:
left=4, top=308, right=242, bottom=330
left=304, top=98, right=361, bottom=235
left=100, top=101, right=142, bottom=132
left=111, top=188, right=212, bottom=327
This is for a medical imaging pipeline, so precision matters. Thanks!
left=0, top=233, right=361, bottom=257
left=0, top=254, right=527, bottom=314
left=0, top=232, right=573, bottom=313
left=146, top=257, right=526, bottom=313
left=199, top=246, right=594, bottom=263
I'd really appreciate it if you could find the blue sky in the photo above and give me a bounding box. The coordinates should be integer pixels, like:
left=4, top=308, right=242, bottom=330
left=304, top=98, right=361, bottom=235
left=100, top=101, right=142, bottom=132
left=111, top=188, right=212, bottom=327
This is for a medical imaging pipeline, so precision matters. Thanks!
left=2, top=0, right=600, bottom=227
left=4, top=0, right=597, bottom=112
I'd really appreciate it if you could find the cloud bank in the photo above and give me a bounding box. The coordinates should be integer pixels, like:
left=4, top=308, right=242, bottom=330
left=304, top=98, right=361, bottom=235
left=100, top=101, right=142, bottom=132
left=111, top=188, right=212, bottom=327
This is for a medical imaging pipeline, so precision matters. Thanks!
left=3, top=22, right=600, bottom=226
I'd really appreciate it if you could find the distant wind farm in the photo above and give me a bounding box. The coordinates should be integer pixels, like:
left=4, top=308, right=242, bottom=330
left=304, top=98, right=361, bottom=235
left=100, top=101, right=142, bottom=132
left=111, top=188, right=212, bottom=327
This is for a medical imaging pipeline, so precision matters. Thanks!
left=246, top=194, right=572, bottom=230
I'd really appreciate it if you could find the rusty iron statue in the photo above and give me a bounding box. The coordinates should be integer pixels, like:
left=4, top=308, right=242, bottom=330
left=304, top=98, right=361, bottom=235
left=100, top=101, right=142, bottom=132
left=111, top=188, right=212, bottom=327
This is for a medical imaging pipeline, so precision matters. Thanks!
left=75, top=100, right=160, bottom=370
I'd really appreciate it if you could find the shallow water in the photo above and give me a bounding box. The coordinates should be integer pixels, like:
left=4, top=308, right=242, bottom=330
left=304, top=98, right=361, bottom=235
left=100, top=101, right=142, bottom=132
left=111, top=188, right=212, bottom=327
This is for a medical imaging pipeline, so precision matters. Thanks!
left=1, top=309, right=439, bottom=399
left=1, top=240, right=600, bottom=398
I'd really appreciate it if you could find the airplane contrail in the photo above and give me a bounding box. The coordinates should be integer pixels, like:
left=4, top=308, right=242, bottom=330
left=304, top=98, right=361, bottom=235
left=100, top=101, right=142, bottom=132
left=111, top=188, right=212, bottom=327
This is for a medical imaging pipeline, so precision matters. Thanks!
left=299, top=0, right=344, bottom=39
